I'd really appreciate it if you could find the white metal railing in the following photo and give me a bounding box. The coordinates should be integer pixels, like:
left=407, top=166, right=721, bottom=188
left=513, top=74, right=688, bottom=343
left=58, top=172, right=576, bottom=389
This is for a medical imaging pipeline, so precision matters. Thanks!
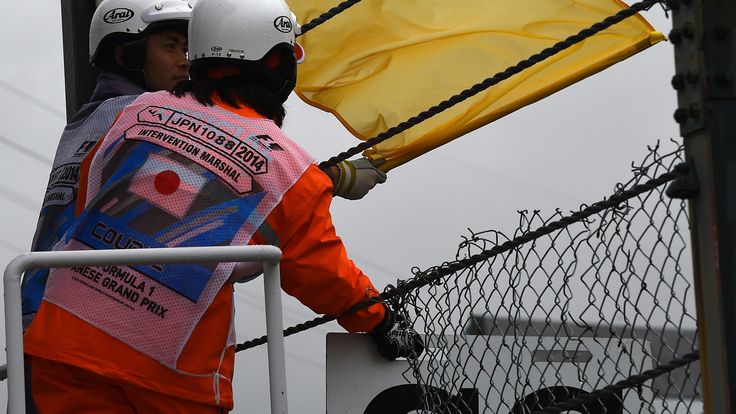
left=3, top=245, right=288, bottom=414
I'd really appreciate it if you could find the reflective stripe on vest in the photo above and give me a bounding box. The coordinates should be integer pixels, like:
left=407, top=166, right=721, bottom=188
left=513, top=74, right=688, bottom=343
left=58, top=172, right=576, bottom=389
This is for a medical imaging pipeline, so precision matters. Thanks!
left=22, top=95, right=137, bottom=317
left=43, top=91, right=314, bottom=367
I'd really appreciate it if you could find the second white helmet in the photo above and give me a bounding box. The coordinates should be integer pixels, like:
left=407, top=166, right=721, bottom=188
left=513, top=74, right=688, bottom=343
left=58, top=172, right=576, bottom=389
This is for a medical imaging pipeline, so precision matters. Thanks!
left=90, top=0, right=193, bottom=64
left=188, top=0, right=296, bottom=63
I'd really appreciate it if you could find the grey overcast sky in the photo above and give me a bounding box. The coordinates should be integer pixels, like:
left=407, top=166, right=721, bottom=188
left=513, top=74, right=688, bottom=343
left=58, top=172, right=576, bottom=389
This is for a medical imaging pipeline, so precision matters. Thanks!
left=0, top=2, right=684, bottom=412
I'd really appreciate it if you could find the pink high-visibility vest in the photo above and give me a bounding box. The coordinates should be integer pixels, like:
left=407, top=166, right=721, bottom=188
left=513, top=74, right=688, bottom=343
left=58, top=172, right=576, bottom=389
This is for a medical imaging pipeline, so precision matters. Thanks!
left=44, top=91, right=314, bottom=368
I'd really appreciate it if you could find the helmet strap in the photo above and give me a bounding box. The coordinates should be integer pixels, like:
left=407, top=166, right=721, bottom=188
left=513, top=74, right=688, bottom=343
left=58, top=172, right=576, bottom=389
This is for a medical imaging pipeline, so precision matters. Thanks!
left=118, top=38, right=147, bottom=72
left=263, top=47, right=297, bottom=103
left=276, top=78, right=296, bottom=103
left=113, top=37, right=150, bottom=90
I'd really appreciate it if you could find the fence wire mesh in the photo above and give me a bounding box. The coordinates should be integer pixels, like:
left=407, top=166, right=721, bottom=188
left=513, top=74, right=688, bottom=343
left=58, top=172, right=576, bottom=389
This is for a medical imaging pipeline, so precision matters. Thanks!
left=395, top=140, right=700, bottom=413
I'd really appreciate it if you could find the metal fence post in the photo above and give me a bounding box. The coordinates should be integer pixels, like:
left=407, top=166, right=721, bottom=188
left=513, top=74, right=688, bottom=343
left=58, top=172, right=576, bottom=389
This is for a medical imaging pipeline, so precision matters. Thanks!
left=3, top=246, right=285, bottom=414
left=671, top=0, right=736, bottom=411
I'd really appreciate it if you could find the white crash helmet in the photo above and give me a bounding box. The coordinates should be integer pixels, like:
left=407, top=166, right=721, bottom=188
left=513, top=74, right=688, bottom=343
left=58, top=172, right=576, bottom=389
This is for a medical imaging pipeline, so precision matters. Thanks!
left=89, top=0, right=193, bottom=64
left=188, top=0, right=295, bottom=63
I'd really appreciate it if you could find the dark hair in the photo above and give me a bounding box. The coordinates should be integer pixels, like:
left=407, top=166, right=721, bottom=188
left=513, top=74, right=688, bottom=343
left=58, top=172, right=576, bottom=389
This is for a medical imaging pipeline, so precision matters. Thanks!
left=172, top=57, right=291, bottom=126
left=172, top=76, right=286, bottom=126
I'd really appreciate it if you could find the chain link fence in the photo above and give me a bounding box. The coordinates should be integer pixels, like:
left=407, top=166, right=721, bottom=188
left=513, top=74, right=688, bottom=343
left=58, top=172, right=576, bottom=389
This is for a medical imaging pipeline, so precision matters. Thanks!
left=395, top=140, right=700, bottom=413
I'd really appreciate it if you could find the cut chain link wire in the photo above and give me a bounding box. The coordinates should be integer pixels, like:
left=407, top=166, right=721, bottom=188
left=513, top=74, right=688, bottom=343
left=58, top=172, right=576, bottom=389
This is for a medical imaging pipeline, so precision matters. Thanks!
left=234, top=159, right=687, bottom=352
left=401, top=142, right=699, bottom=413
left=238, top=142, right=701, bottom=411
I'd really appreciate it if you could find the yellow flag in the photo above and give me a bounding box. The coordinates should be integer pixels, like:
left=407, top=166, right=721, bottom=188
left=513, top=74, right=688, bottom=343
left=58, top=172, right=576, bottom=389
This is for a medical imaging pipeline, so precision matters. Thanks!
left=290, top=0, right=664, bottom=170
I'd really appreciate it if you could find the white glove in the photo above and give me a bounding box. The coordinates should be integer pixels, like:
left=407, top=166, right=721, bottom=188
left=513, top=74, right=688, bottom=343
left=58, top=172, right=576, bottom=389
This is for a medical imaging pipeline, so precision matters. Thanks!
left=333, top=158, right=387, bottom=200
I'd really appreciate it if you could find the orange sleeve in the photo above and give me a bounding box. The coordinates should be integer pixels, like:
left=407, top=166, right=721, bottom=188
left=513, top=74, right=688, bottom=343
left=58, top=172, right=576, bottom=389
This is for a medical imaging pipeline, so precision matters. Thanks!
left=75, top=139, right=103, bottom=216
left=254, top=164, right=385, bottom=333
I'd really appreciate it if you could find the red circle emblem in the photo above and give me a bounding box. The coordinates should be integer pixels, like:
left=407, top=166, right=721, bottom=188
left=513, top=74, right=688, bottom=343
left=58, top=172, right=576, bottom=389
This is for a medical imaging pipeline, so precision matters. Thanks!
left=154, top=170, right=180, bottom=195
left=295, top=42, right=305, bottom=64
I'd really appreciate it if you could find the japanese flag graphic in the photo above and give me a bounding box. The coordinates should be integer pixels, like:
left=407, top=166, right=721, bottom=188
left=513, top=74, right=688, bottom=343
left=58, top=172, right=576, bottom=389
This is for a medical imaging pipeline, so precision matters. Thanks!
left=128, top=152, right=207, bottom=219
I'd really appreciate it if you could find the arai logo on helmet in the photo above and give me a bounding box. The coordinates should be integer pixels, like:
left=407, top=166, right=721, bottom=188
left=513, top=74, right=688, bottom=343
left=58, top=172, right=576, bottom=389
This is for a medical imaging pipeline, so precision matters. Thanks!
left=103, top=8, right=134, bottom=24
left=273, top=16, right=292, bottom=33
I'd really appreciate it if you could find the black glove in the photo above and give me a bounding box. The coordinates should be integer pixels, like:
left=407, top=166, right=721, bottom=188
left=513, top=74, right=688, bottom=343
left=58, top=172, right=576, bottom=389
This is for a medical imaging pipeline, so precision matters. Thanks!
left=371, top=306, right=425, bottom=361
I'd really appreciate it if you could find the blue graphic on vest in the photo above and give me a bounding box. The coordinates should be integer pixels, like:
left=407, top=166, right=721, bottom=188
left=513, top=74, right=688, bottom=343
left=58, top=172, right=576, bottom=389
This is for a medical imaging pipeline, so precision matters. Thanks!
left=73, top=191, right=264, bottom=302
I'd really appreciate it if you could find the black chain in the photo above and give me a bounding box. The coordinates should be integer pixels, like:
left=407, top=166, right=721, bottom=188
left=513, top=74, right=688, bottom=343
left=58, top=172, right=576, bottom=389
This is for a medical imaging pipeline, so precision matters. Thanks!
left=235, top=315, right=334, bottom=352
left=317, top=0, right=663, bottom=170
left=235, top=163, right=687, bottom=352
left=298, top=0, right=365, bottom=36
left=531, top=351, right=700, bottom=413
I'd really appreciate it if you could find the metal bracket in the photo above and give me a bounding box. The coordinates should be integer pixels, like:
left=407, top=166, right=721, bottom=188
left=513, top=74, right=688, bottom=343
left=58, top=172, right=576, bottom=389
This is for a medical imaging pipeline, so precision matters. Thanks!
left=666, top=161, right=699, bottom=199
left=670, top=0, right=707, bottom=135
